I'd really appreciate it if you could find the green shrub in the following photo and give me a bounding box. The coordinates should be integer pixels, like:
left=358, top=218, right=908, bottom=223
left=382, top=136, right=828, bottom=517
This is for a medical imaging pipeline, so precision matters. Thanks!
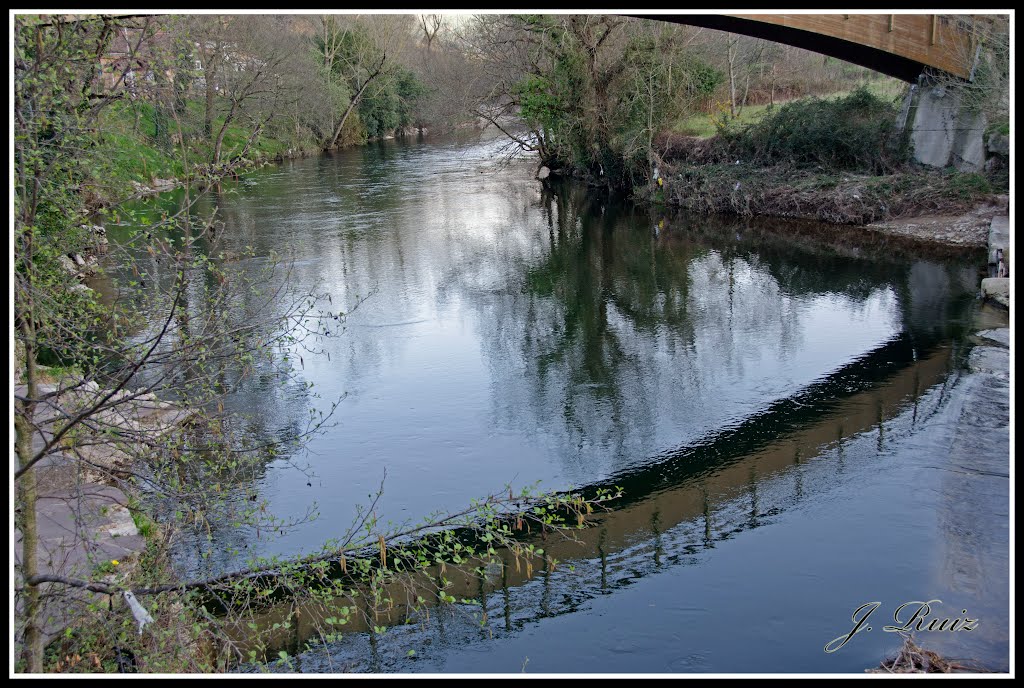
left=719, top=87, right=909, bottom=173
left=945, top=171, right=993, bottom=199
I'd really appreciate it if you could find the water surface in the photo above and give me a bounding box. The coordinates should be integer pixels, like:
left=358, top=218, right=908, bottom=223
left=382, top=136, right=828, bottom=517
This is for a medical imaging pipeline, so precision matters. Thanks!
left=110, top=132, right=1007, bottom=673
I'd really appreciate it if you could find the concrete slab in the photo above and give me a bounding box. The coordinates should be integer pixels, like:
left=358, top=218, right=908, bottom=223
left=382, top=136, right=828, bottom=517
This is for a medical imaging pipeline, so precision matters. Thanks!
left=14, top=380, right=189, bottom=651
left=989, top=215, right=1009, bottom=250
left=14, top=484, right=144, bottom=647
left=923, top=348, right=1009, bottom=668
left=981, top=277, right=1010, bottom=308
left=952, top=108, right=987, bottom=172
left=976, top=328, right=1010, bottom=348
left=968, top=346, right=1010, bottom=379
left=988, top=215, right=1009, bottom=269
left=15, top=485, right=142, bottom=578
left=911, top=85, right=958, bottom=168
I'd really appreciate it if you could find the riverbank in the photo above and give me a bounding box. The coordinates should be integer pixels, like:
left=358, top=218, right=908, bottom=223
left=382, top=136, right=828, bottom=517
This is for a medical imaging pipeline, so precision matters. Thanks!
left=632, top=88, right=1010, bottom=250
left=649, top=162, right=1006, bottom=249
left=12, top=361, right=199, bottom=670
left=84, top=100, right=438, bottom=211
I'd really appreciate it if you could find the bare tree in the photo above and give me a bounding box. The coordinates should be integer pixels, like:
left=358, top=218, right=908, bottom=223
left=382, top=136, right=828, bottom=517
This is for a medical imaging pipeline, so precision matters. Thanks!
left=418, top=13, right=444, bottom=53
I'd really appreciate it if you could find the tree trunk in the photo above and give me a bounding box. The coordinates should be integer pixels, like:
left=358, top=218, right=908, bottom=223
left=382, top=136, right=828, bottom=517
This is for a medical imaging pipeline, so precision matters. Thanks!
left=647, top=71, right=655, bottom=153
left=328, top=54, right=387, bottom=150
left=728, top=39, right=738, bottom=119
left=328, top=95, right=361, bottom=150
left=739, top=72, right=751, bottom=117
left=204, top=71, right=216, bottom=139
left=212, top=100, right=238, bottom=166
left=15, top=309, right=42, bottom=672
left=16, top=418, right=42, bottom=672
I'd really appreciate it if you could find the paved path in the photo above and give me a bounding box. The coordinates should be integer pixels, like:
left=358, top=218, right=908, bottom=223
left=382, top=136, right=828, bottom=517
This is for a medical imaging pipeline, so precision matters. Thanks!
left=14, top=378, right=191, bottom=649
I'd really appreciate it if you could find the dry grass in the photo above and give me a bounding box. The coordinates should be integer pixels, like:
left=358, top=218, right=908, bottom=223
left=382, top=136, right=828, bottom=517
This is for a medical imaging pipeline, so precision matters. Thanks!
left=653, top=158, right=999, bottom=227
left=867, top=633, right=991, bottom=674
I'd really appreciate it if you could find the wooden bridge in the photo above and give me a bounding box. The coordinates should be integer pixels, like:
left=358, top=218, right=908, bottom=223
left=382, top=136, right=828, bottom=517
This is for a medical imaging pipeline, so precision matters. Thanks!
left=638, top=13, right=1006, bottom=171
left=642, top=14, right=986, bottom=82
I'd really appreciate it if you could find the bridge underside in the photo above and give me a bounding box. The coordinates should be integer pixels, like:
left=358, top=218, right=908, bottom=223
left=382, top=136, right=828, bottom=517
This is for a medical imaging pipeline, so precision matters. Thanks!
left=639, top=14, right=973, bottom=82
left=635, top=14, right=995, bottom=171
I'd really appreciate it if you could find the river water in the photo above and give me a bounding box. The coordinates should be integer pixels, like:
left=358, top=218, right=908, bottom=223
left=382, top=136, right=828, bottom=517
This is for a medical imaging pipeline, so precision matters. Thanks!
left=110, top=131, right=1008, bottom=673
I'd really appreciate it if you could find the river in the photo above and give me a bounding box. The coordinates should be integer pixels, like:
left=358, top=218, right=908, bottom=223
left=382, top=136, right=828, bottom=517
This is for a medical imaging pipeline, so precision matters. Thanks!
left=107, top=131, right=1009, bottom=673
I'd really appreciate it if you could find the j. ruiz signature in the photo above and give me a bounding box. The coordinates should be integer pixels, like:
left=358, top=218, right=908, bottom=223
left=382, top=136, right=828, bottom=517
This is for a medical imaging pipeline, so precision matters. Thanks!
left=825, top=600, right=978, bottom=653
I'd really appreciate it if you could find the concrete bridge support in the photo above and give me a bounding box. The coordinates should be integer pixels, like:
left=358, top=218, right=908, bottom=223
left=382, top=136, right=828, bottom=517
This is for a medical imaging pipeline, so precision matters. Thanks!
left=899, top=76, right=987, bottom=172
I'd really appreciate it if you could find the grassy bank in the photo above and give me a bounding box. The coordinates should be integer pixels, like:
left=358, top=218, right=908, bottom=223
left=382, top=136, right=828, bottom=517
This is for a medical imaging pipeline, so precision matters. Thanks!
left=85, top=100, right=319, bottom=207
left=653, top=88, right=1006, bottom=227
left=673, top=79, right=906, bottom=139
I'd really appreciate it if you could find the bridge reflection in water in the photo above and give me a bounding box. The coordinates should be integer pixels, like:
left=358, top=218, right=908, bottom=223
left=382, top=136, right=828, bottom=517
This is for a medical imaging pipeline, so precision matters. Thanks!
left=110, top=137, right=999, bottom=672
left=234, top=332, right=968, bottom=670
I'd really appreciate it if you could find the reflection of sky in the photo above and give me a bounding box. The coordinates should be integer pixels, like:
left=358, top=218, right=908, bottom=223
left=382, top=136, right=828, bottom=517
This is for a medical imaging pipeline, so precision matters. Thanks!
left=139, top=135, right=971, bottom=569
left=779, top=289, right=901, bottom=378
left=289, top=284, right=898, bottom=550
left=270, top=356, right=1007, bottom=674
